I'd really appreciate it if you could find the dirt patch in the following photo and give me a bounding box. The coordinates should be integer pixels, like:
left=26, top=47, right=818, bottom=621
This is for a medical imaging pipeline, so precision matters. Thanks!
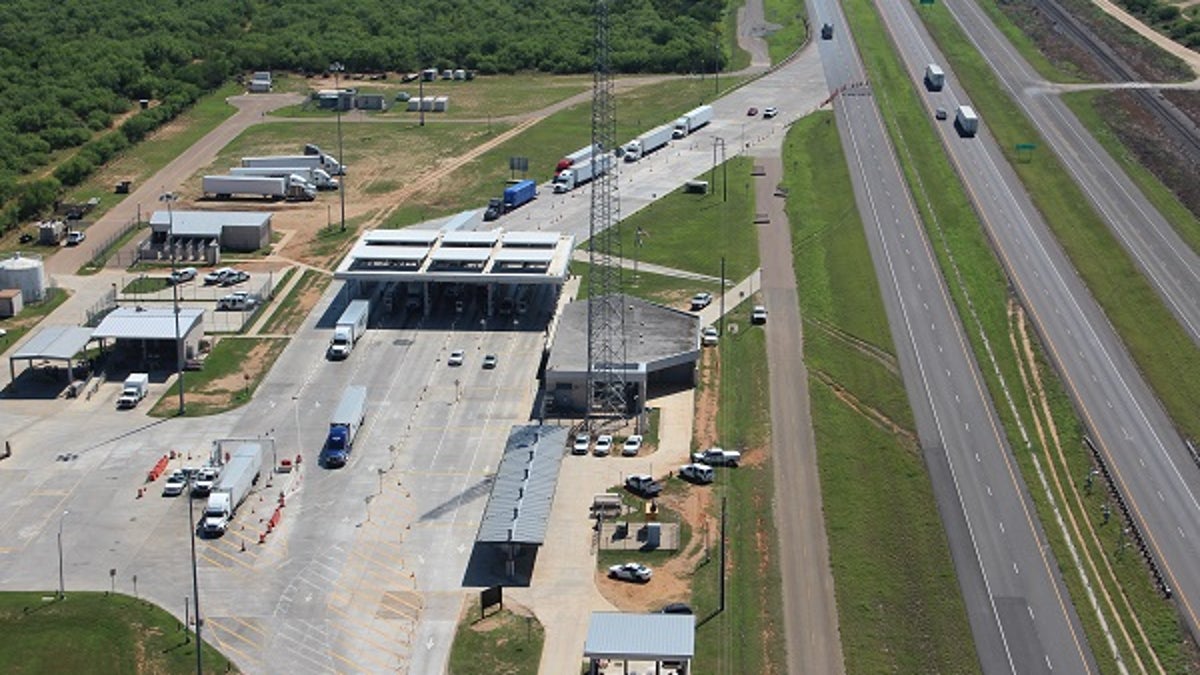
left=594, top=485, right=716, bottom=612
left=693, top=350, right=721, bottom=449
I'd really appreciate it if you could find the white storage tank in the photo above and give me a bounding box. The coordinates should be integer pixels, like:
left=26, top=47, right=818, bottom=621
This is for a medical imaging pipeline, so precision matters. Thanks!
left=0, top=253, right=46, bottom=302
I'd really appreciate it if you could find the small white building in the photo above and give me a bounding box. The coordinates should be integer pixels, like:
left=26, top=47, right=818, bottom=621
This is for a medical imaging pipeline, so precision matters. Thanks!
left=149, top=210, right=272, bottom=253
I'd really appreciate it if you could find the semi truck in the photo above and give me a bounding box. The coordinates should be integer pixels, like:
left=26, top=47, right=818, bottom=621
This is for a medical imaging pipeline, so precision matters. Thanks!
left=202, top=175, right=315, bottom=201
left=955, top=105, right=979, bottom=137
left=201, top=442, right=263, bottom=536
left=924, top=64, right=945, bottom=92
left=553, top=154, right=613, bottom=193
left=328, top=299, right=370, bottom=359
left=622, top=124, right=673, bottom=162
left=230, top=166, right=339, bottom=190
left=116, top=373, right=149, bottom=409
left=321, top=386, right=367, bottom=468
left=484, top=179, right=539, bottom=221
left=555, top=145, right=598, bottom=173
left=242, top=154, right=344, bottom=177
left=672, top=105, right=714, bottom=139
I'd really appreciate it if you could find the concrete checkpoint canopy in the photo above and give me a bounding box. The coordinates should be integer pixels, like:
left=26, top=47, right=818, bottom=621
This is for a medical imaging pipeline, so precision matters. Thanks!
left=584, top=612, right=695, bottom=663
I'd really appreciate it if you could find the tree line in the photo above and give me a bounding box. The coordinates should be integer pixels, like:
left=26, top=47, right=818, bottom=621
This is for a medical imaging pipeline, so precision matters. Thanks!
left=0, top=0, right=728, bottom=229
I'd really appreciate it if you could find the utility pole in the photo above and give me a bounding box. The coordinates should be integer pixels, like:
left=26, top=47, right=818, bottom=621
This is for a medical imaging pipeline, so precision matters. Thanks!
left=188, top=480, right=202, bottom=675
left=330, top=62, right=347, bottom=232
left=57, top=510, right=69, bottom=599
left=160, top=192, right=184, bottom=415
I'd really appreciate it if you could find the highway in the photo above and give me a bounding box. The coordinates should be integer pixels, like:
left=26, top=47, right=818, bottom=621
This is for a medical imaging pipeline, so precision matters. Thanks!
left=942, top=0, right=1200, bottom=346
left=808, top=0, right=1096, bottom=672
left=873, top=0, right=1200, bottom=651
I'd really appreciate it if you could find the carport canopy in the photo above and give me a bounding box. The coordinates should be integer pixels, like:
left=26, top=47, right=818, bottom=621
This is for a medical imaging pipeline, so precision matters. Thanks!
left=584, top=612, right=695, bottom=665
left=9, top=326, right=96, bottom=382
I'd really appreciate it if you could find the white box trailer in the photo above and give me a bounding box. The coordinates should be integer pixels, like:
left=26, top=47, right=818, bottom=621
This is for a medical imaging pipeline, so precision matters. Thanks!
left=203, top=175, right=315, bottom=201
left=242, top=154, right=344, bottom=177
left=955, top=105, right=979, bottom=137
left=321, top=385, right=367, bottom=467
left=201, top=442, right=263, bottom=536
left=328, top=299, right=370, bottom=359
left=623, top=124, right=674, bottom=162
left=230, top=166, right=338, bottom=190
left=552, top=154, right=613, bottom=193
left=924, top=64, right=945, bottom=92
left=672, top=105, right=714, bottom=138
left=556, top=144, right=599, bottom=173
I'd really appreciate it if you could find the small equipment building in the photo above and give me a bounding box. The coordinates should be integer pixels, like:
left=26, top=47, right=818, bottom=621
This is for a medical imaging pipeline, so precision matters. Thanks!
left=91, top=306, right=205, bottom=367
left=149, top=210, right=272, bottom=253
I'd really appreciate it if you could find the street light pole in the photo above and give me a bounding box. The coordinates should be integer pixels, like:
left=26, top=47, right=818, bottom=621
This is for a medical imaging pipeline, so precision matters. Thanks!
left=187, top=480, right=202, bottom=675
left=330, top=62, right=347, bottom=232
left=57, top=510, right=69, bottom=599
left=160, top=192, right=184, bottom=415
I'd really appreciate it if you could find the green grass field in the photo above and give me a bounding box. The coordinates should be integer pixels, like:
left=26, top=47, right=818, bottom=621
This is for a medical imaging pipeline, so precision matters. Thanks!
left=0, top=592, right=235, bottom=674
left=763, top=0, right=811, bottom=64
left=689, top=320, right=785, bottom=673
left=784, top=110, right=979, bottom=672
left=260, top=269, right=331, bottom=335
left=448, top=601, right=544, bottom=675
left=382, top=75, right=752, bottom=229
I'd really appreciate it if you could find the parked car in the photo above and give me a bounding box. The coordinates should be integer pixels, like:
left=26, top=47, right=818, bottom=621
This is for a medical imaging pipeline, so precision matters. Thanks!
left=625, top=474, right=663, bottom=497
left=66, top=231, right=86, bottom=246
left=572, top=433, right=591, bottom=455
left=751, top=305, right=768, bottom=324
left=693, top=447, right=742, bottom=467
left=763, top=106, right=779, bottom=119
left=690, top=292, right=712, bottom=311
left=622, top=435, right=643, bottom=456
left=702, top=326, right=720, bottom=346
left=204, top=267, right=236, bottom=285
left=660, top=602, right=693, bottom=615
left=168, top=267, right=198, bottom=285
left=448, top=349, right=465, bottom=366
left=161, top=470, right=188, bottom=497
left=219, top=270, right=250, bottom=286
left=609, top=562, right=653, bottom=583
left=593, top=434, right=614, bottom=456
left=482, top=354, right=498, bottom=369
left=216, top=292, right=255, bottom=311
left=679, top=463, right=715, bottom=484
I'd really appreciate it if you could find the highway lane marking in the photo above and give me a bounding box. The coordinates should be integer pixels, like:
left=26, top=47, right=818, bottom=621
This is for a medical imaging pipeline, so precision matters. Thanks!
left=838, top=95, right=1023, bottom=675
left=324, top=602, right=414, bottom=656
left=986, top=485, right=992, bottom=496
left=1181, top=527, right=1187, bottom=539
left=201, top=542, right=255, bottom=571
left=1000, top=521, right=1006, bottom=533
left=948, top=78, right=1200, bottom=647
left=1014, top=562, right=1020, bottom=575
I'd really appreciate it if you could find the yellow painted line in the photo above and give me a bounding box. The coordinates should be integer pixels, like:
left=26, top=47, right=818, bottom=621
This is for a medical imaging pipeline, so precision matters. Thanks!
left=330, top=639, right=397, bottom=673
left=225, top=614, right=267, bottom=639
left=204, top=620, right=261, bottom=667
left=29, top=490, right=69, bottom=497
left=199, top=551, right=232, bottom=570
left=345, top=546, right=400, bottom=571
left=325, top=602, right=415, bottom=653
left=206, top=617, right=263, bottom=652
left=200, top=542, right=255, bottom=571
left=381, top=590, right=422, bottom=614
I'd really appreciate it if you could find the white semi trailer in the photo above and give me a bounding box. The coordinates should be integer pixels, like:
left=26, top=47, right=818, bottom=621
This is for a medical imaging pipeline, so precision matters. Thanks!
left=622, top=124, right=673, bottom=162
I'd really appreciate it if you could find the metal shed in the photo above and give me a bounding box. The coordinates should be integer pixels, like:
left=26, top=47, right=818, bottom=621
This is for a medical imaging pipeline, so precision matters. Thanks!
left=149, top=210, right=272, bottom=252
left=584, top=612, right=695, bottom=674
left=92, top=306, right=205, bottom=368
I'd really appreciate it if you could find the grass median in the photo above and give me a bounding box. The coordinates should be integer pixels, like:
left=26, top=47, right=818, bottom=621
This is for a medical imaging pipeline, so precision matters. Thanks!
left=784, top=110, right=979, bottom=672
left=150, top=337, right=286, bottom=417
left=448, top=599, right=543, bottom=675
left=260, top=269, right=332, bottom=335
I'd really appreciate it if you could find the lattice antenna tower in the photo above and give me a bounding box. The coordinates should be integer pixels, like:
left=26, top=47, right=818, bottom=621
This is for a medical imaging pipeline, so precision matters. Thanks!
left=585, top=0, right=628, bottom=421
